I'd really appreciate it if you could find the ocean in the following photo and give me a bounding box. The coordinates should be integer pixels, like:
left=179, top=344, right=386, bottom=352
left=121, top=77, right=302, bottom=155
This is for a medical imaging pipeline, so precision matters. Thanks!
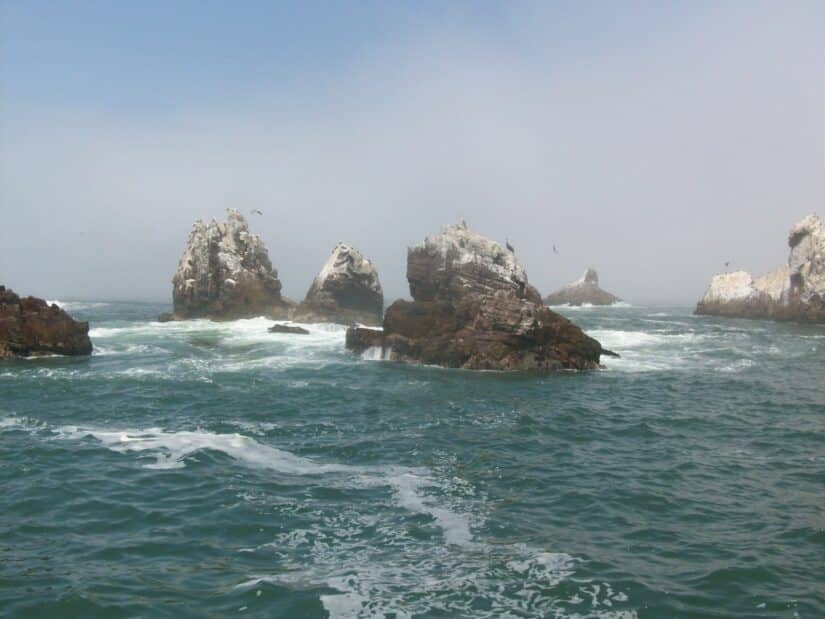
left=1, top=301, right=823, bottom=618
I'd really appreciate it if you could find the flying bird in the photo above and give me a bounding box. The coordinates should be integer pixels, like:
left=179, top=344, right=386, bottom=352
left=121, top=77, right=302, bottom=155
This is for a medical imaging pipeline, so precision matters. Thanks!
left=506, top=238, right=514, bottom=253
left=725, top=261, right=730, bottom=268
left=250, top=209, right=263, bottom=216
left=553, top=245, right=559, bottom=255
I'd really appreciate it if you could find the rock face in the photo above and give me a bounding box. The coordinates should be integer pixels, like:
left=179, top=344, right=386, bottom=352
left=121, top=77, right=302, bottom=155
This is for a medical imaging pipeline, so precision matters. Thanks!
left=0, top=286, right=92, bottom=358
left=346, top=223, right=615, bottom=371
left=406, top=221, right=542, bottom=304
left=292, top=243, right=383, bottom=326
left=171, top=209, right=291, bottom=320
left=543, top=268, right=621, bottom=306
left=696, top=214, right=825, bottom=323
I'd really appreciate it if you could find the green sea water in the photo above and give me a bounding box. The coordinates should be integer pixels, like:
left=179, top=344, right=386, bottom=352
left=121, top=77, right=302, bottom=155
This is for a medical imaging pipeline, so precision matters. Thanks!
left=1, top=301, right=823, bottom=618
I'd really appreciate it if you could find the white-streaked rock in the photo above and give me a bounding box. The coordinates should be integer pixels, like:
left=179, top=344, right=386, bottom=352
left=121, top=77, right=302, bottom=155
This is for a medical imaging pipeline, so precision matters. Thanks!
left=696, top=213, right=825, bottom=323
left=171, top=209, right=290, bottom=320
left=293, top=243, right=383, bottom=325
left=406, top=221, right=540, bottom=303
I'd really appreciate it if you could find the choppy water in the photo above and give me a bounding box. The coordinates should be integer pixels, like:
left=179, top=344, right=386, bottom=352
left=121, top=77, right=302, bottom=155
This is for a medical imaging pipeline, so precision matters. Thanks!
left=1, top=301, right=823, bottom=618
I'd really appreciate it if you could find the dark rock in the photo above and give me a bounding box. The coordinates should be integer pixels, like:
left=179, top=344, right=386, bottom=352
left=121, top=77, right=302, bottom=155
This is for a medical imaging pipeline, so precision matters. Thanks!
left=268, top=323, right=309, bottom=335
left=157, top=312, right=174, bottom=323
left=171, top=209, right=293, bottom=320
left=0, top=286, right=93, bottom=358
left=292, top=243, right=383, bottom=326
left=346, top=223, right=615, bottom=371
left=543, top=268, right=621, bottom=306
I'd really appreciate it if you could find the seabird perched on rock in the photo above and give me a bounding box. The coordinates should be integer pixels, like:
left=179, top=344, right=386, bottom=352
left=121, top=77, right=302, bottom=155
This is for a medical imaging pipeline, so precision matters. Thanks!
left=505, top=238, right=514, bottom=253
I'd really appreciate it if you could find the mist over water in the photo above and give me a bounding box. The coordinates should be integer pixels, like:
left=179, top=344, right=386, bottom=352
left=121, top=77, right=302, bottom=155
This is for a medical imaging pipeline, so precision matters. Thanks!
left=1, top=301, right=823, bottom=617
left=2, top=2, right=824, bottom=303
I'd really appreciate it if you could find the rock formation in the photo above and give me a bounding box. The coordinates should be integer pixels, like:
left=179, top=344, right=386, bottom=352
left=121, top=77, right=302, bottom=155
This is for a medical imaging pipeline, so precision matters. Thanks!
left=171, top=209, right=292, bottom=320
left=346, top=223, right=615, bottom=371
left=292, top=243, right=383, bottom=326
left=0, top=286, right=93, bottom=358
left=696, top=213, right=825, bottom=323
left=543, top=268, right=621, bottom=306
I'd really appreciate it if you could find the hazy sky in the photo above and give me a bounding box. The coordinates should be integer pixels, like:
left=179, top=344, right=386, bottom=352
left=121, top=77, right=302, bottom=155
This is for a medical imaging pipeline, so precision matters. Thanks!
left=1, top=1, right=823, bottom=304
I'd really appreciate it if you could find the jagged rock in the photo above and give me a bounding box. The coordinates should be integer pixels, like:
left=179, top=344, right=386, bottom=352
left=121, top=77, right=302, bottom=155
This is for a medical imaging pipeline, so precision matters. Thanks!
left=346, top=223, right=615, bottom=371
left=696, top=213, right=825, bottom=323
left=171, top=209, right=292, bottom=320
left=292, top=243, right=383, bottom=326
left=268, top=323, right=309, bottom=335
left=407, top=221, right=542, bottom=304
left=543, top=268, right=621, bottom=306
left=0, top=286, right=92, bottom=358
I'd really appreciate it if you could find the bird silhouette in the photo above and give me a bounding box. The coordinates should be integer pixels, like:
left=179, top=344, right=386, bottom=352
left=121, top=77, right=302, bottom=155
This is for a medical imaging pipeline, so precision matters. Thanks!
left=505, top=238, right=514, bottom=253
left=725, top=261, right=730, bottom=268
left=553, top=245, right=559, bottom=255
left=250, top=209, right=263, bottom=216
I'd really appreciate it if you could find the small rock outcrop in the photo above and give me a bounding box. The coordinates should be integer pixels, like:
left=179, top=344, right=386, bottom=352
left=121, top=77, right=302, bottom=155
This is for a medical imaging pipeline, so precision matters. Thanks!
left=543, top=268, right=621, bottom=306
left=696, top=214, right=825, bottom=323
left=171, top=209, right=292, bottom=320
left=268, top=323, right=309, bottom=335
left=346, top=223, right=615, bottom=371
left=0, top=286, right=92, bottom=358
left=292, top=243, right=383, bottom=326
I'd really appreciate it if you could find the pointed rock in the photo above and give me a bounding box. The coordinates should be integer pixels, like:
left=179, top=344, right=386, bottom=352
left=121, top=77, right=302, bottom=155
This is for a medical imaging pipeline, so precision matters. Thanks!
left=292, top=243, right=383, bottom=326
left=543, top=268, right=621, bottom=306
left=171, top=209, right=292, bottom=320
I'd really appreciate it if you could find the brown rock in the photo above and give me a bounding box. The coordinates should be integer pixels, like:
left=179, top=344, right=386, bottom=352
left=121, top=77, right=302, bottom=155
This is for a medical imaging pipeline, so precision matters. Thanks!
left=346, top=223, right=616, bottom=371
left=543, top=268, right=622, bottom=306
left=0, top=286, right=93, bottom=358
left=171, top=209, right=292, bottom=320
left=292, top=243, right=383, bottom=326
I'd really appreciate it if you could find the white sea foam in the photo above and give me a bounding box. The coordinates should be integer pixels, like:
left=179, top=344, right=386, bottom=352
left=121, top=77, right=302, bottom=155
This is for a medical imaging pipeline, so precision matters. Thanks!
left=361, top=346, right=391, bottom=361
left=550, top=301, right=633, bottom=310
left=55, top=426, right=472, bottom=548
left=47, top=300, right=108, bottom=311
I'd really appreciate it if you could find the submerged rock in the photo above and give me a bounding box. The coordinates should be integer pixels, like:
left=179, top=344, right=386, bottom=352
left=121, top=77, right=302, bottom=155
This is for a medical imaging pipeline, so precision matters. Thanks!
left=346, top=223, right=615, bottom=371
left=171, top=209, right=292, bottom=320
left=268, top=323, right=309, bottom=335
left=696, top=214, right=825, bottom=323
left=292, top=243, right=383, bottom=326
left=0, top=286, right=92, bottom=358
left=543, top=268, right=621, bottom=306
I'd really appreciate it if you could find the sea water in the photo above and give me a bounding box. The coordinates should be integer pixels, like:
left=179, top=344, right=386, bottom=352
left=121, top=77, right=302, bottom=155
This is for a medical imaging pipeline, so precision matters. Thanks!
left=1, top=301, right=823, bottom=617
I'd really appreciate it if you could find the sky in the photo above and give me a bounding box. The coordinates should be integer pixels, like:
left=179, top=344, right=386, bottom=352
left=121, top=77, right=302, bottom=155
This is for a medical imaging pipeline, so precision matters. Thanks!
left=1, top=1, right=824, bottom=304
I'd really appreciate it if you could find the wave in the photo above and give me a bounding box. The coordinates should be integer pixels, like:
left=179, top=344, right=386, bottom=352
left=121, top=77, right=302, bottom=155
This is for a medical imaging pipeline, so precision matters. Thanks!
left=47, top=300, right=109, bottom=311
left=361, top=346, right=391, bottom=361
left=549, top=301, right=633, bottom=310
left=55, top=425, right=471, bottom=548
